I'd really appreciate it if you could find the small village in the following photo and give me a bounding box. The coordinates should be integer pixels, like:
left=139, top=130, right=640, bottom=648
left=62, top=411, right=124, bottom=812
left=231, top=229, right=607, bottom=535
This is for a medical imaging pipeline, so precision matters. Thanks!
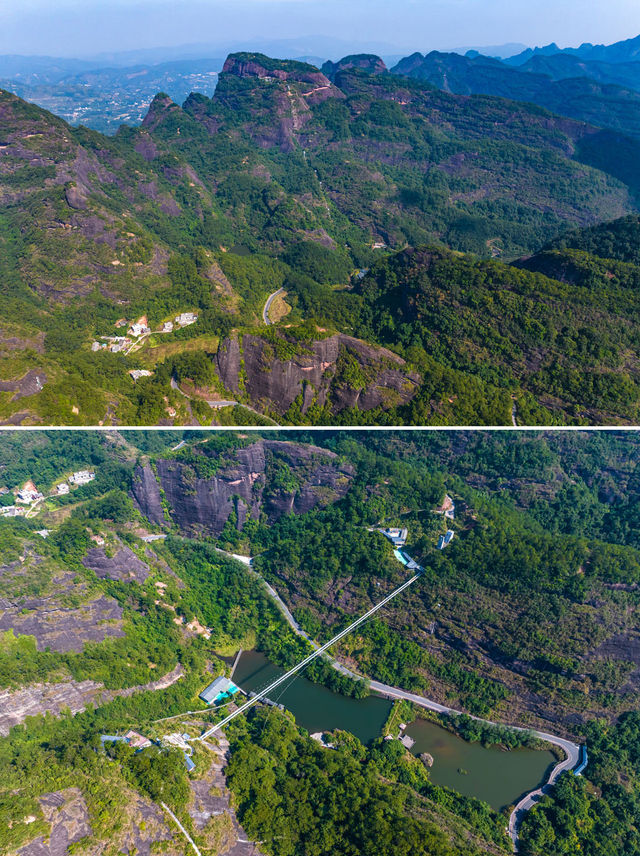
left=91, top=312, right=199, bottom=359
left=0, top=470, right=96, bottom=519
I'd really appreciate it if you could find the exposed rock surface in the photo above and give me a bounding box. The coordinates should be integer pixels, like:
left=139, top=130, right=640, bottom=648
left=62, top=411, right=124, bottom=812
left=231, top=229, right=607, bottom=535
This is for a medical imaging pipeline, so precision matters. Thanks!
left=189, top=735, right=264, bottom=855
left=0, top=369, right=47, bottom=400
left=0, top=586, right=124, bottom=652
left=216, top=333, right=419, bottom=416
left=132, top=440, right=354, bottom=537
left=18, top=789, right=92, bottom=856
left=83, top=545, right=150, bottom=583
left=0, top=665, right=184, bottom=735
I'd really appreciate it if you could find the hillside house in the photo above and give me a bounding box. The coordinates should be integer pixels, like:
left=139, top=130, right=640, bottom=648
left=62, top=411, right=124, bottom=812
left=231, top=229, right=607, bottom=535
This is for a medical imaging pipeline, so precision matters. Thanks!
left=175, top=312, right=198, bottom=327
left=129, top=369, right=153, bottom=381
left=124, top=729, right=152, bottom=750
left=437, top=530, right=455, bottom=550
left=16, top=481, right=42, bottom=504
left=162, top=321, right=174, bottom=333
left=0, top=506, right=25, bottom=517
left=56, top=483, right=70, bottom=495
left=129, top=322, right=150, bottom=337
left=380, top=527, right=408, bottom=547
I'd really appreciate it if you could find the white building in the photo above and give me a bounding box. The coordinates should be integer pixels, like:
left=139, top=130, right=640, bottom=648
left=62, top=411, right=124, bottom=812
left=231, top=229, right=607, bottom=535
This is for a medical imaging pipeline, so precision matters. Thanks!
left=56, top=482, right=70, bottom=495
left=129, top=323, right=150, bottom=338
left=129, top=369, right=153, bottom=381
left=175, top=312, right=198, bottom=327
left=380, top=527, right=408, bottom=547
left=16, top=481, right=43, bottom=504
left=162, top=321, right=174, bottom=333
left=69, top=471, right=96, bottom=486
left=0, top=505, right=25, bottom=517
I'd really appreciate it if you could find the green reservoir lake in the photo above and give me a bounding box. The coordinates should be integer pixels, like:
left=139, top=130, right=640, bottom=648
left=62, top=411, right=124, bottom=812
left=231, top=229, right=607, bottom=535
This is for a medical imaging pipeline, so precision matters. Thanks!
left=233, top=650, right=392, bottom=745
left=404, top=718, right=557, bottom=810
left=233, top=650, right=556, bottom=810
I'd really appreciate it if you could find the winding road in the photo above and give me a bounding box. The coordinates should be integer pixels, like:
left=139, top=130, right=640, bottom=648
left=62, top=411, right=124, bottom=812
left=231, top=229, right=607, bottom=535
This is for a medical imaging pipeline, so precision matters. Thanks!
left=217, top=535, right=583, bottom=852
left=262, top=288, right=285, bottom=325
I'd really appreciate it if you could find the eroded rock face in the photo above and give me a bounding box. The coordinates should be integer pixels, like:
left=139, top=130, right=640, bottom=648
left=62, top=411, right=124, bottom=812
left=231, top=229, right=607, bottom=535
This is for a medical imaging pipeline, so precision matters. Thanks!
left=18, top=789, right=92, bottom=856
left=83, top=545, right=150, bottom=583
left=0, top=369, right=47, bottom=400
left=0, top=665, right=184, bottom=736
left=132, top=440, right=354, bottom=537
left=0, top=576, right=124, bottom=653
left=216, top=333, right=420, bottom=417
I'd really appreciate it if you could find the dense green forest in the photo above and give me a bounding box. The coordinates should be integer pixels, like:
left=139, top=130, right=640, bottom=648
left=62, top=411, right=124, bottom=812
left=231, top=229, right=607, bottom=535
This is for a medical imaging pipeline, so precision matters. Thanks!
left=1, top=430, right=640, bottom=855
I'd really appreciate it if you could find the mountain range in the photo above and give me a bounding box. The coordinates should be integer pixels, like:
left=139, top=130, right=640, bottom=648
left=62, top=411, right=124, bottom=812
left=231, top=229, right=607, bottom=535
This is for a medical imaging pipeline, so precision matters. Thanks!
left=2, top=50, right=640, bottom=426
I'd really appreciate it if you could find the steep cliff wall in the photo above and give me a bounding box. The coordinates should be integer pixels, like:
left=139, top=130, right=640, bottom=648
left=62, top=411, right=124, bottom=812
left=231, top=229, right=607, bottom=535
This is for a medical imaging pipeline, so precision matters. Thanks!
left=132, top=439, right=354, bottom=537
left=215, top=333, right=420, bottom=417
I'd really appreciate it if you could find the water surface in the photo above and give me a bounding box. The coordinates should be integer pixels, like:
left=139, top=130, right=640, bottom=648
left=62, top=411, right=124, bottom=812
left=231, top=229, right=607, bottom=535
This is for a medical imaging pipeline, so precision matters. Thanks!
left=233, top=650, right=391, bottom=744
left=233, top=650, right=555, bottom=809
left=405, top=717, right=556, bottom=810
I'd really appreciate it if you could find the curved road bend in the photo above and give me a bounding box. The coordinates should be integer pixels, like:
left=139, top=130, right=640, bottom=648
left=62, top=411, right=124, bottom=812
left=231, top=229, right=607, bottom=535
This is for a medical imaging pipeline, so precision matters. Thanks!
left=262, top=288, right=285, bottom=325
left=216, top=543, right=582, bottom=852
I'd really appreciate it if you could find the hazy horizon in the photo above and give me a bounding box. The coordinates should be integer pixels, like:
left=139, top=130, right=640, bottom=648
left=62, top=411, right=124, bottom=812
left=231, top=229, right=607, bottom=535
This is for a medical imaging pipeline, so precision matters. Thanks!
left=0, top=0, right=638, bottom=60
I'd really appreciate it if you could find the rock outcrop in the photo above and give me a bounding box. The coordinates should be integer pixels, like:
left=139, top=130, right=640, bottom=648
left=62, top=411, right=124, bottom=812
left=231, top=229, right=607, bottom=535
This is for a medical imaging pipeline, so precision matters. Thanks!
left=0, top=665, right=184, bottom=736
left=0, top=581, right=124, bottom=652
left=0, top=369, right=47, bottom=401
left=132, top=440, right=354, bottom=537
left=83, top=545, right=150, bottom=583
left=18, top=789, right=92, bottom=856
left=215, top=333, right=420, bottom=417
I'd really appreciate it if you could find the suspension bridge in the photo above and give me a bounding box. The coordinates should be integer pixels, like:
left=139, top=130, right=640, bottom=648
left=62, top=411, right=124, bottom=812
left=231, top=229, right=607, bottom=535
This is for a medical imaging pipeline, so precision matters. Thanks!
left=195, top=567, right=423, bottom=741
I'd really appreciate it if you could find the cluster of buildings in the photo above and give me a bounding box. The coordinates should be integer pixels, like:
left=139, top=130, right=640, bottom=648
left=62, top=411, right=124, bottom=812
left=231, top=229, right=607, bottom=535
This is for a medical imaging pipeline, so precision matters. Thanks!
left=0, top=470, right=96, bottom=517
left=0, top=505, right=26, bottom=518
left=92, top=336, right=131, bottom=354
left=91, top=311, right=198, bottom=354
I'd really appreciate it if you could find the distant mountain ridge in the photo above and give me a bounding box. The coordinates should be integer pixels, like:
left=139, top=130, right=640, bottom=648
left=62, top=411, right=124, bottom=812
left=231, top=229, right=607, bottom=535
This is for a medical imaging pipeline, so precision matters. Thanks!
left=506, top=33, right=640, bottom=66
left=391, top=48, right=640, bottom=139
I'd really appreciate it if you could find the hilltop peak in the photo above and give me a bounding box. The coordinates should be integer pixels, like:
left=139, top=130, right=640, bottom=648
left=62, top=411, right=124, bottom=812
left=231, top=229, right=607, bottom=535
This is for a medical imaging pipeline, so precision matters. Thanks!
left=322, top=54, right=387, bottom=81
left=222, top=52, right=329, bottom=85
left=141, top=92, right=182, bottom=131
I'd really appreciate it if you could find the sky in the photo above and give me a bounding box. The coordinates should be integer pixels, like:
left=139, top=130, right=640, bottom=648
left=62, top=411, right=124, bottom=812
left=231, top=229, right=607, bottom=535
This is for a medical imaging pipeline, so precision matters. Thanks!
left=0, top=0, right=638, bottom=59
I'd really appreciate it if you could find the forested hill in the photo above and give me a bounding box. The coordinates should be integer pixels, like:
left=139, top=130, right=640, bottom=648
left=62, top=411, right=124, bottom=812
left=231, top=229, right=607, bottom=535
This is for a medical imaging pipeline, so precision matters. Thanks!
left=391, top=50, right=640, bottom=140
left=2, top=52, right=640, bottom=426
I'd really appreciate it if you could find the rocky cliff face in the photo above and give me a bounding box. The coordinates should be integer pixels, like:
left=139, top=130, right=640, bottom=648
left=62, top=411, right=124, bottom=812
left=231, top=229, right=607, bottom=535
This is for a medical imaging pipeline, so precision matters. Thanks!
left=215, top=332, right=420, bottom=417
left=212, top=53, right=344, bottom=151
left=82, top=545, right=150, bottom=583
left=132, top=439, right=354, bottom=537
